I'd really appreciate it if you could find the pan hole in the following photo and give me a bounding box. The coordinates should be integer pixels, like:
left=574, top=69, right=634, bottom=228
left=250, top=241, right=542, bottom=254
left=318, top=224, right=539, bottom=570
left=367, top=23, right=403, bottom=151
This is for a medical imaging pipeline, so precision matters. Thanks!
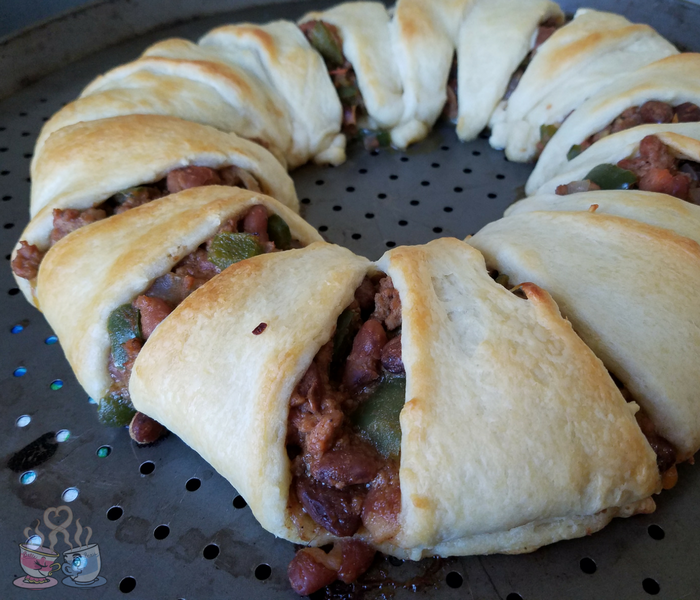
left=119, top=576, right=136, bottom=593
left=410, top=200, right=419, bottom=206
left=1, top=170, right=9, bottom=175
left=431, top=163, right=440, bottom=168
left=153, top=525, right=170, bottom=540
left=50, top=380, right=63, bottom=390
left=107, top=506, right=123, bottom=521
left=444, top=206, right=453, bottom=212
left=446, top=572, right=463, bottom=588
left=648, top=524, right=665, bottom=540
left=346, top=186, right=355, bottom=192
left=642, top=578, right=660, bottom=595
left=400, top=156, right=408, bottom=162
left=579, top=557, right=596, bottom=574
left=96, top=445, right=111, bottom=458
left=496, top=173, right=506, bottom=179
left=371, top=149, right=380, bottom=156
left=351, top=233, right=361, bottom=240
left=315, top=180, right=324, bottom=186
left=488, top=193, right=498, bottom=199
left=186, top=477, right=201, bottom=492
left=45, top=335, right=58, bottom=344
left=3, top=195, right=11, bottom=201
left=386, top=241, right=396, bottom=248
left=359, top=168, right=367, bottom=174
left=441, top=145, right=449, bottom=151
left=233, top=495, right=247, bottom=509
left=301, top=198, right=310, bottom=204
left=433, top=227, right=443, bottom=234
left=454, top=187, right=463, bottom=193
left=377, top=193, right=386, bottom=199
left=0, top=148, right=7, bottom=153
left=20, top=471, right=36, bottom=484
left=4, top=223, right=14, bottom=229
left=472, top=150, right=481, bottom=156
left=139, top=461, right=155, bottom=475
left=255, top=564, right=271, bottom=580
left=365, top=213, right=374, bottom=219
left=332, top=205, right=342, bottom=211
left=16, top=415, right=31, bottom=427
left=463, top=168, right=472, bottom=174
left=389, top=174, right=398, bottom=180
left=507, top=594, right=523, bottom=600
left=318, top=225, right=328, bottom=232
left=399, top=220, right=408, bottom=226
left=13, top=367, right=26, bottom=377
left=9, top=288, right=20, bottom=296
left=62, top=487, right=79, bottom=502
left=203, top=544, right=220, bottom=560
left=19, top=112, right=27, bottom=116
left=24, top=153, right=32, bottom=158
left=56, top=430, right=70, bottom=442
left=420, top=180, right=430, bottom=186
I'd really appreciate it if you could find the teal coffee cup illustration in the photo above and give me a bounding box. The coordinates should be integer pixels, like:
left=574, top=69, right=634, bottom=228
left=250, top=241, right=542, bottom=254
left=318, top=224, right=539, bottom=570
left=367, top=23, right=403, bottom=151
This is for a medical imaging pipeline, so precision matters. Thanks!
left=62, top=544, right=101, bottom=584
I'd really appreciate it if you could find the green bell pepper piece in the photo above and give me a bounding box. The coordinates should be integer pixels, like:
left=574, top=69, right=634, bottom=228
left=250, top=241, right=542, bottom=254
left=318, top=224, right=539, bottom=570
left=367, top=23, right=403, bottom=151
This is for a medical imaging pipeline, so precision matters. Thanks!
left=267, top=214, right=292, bottom=250
left=540, top=124, right=559, bottom=146
left=207, top=233, right=263, bottom=271
left=306, top=21, right=344, bottom=68
left=567, top=144, right=583, bottom=161
left=352, top=375, right=406, bottom=458
left=98, top=390, right=136, bottom=427
left=584, top=164, right=638, bottom=190
left=332, top=309, right=360, bottom=371
left=108, top=304, right=141, bottom=369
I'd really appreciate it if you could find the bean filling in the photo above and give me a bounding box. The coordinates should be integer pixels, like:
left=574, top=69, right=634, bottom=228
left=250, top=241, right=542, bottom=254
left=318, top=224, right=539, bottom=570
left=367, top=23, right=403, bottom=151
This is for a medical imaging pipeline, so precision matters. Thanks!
left=299, top=20, right=391, bottom=151
left=99, top=205, right=296, bottom=444
left=11, top=164, right=261, bottom=281
left=556, top=134, right=700, bottom=203
left=286, top=274, right=404, bottom=595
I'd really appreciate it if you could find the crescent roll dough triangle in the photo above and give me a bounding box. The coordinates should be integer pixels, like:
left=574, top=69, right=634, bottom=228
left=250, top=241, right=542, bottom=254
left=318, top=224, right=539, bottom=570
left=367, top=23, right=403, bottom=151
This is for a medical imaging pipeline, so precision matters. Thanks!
left=37, top=186, right=321, bottom=405
left=490, top=9, right=677, bottom=162
left=470, top=211, right=700, bottom=460
left=14, top=115, right=296, bottom=306
left=529, top=53, right=700, bottom=194
left=130, top=237, right=658, bottom=559
left=456, top=0, right=563, bottom=141
left=506, top=190, right=700, bottom=245
left=199, top=21, right=345, bottom=167
left=300, top=2, right=404, bottom=131
left=531, top=123, right=700, bottom=195
left=130, top=242, right=371, bottom=542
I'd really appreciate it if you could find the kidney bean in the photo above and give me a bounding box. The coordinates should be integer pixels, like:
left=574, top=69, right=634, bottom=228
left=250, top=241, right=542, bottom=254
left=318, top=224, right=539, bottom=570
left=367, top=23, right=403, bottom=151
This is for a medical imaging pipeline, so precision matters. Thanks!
left=295, top=476, right=363, bottom=537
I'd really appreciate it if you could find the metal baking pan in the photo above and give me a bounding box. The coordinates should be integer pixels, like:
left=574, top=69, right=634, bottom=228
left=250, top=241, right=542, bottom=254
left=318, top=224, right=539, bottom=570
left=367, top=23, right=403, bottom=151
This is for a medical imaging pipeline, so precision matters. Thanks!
left=1, top=1, right=699, bottom=598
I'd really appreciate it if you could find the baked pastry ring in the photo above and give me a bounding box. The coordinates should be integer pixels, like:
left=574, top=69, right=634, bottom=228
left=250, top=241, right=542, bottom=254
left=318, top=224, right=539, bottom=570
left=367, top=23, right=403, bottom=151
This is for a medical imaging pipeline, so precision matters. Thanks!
left=470, top=211, right=700, bottom=460
left=37, top=186, right=321, bottom=405
left=14, top=114, right=295, bottom=306
left=129, top=237, right=659, bottom=559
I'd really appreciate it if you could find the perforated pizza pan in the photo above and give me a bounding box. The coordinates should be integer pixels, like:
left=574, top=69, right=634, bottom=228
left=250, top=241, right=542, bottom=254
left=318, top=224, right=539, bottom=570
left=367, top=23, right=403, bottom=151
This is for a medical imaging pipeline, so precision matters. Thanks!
left=2, top=1, right=700, bottom=598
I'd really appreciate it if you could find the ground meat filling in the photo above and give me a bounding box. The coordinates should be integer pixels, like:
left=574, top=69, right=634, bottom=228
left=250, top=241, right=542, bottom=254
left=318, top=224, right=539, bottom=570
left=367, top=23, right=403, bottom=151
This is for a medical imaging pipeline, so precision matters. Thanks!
left=611, top=374, right=679, bottom=489
left=556, top=134, right=700, bottom=203
left=569, top=101, right=700, bottom=158
left=100, top=204, right=295, bottom=444
left=11, top=164, right=262, bottom=281
left=300, top=20, right=390, bottom=151
left=286, top=275, right=404, bottom=595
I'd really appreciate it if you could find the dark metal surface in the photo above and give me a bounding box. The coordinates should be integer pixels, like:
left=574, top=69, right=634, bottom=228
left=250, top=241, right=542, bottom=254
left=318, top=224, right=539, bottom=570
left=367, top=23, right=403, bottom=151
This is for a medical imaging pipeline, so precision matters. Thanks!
left=1, top=1, right=699, bottom=598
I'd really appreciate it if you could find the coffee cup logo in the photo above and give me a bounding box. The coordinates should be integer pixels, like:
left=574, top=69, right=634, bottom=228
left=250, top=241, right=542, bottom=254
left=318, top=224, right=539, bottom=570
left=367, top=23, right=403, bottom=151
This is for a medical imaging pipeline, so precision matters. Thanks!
left=14, top=505, right=107, bottom=590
